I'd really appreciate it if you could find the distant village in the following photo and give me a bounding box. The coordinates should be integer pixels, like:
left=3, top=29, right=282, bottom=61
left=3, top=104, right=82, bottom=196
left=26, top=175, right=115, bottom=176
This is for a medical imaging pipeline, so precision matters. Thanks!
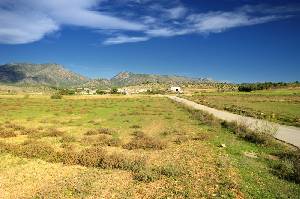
left=74, top=86, right=183, bottom=95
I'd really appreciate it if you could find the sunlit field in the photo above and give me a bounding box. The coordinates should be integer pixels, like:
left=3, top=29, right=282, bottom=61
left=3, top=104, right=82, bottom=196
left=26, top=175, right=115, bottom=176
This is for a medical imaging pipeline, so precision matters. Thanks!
left=0, top=95, right=299, bottom=198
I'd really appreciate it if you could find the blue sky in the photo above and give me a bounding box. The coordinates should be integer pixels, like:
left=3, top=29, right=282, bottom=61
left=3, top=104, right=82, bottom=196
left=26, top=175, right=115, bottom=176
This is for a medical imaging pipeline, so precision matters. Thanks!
left=0, top=0, right=300, bottom=82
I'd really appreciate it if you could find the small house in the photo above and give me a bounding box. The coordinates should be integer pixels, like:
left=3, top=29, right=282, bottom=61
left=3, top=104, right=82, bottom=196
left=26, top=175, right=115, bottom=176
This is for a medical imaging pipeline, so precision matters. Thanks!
left=170, top=86, right=183, bottom=93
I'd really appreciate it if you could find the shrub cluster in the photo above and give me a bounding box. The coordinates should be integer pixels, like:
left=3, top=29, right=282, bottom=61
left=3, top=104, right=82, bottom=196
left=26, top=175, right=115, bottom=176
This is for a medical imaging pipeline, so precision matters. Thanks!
left=271, top=150, right=300, bottom=183
left=85, top=128, right=114, bottom=136
left=186, top=107, right=220, bottom=127
left=0, top=128, right=17, bottom=138
left=0, top=140, right=145, bottom=172
left=238, top=81, right=300, bottom=92
left=81, top=134, right=121, bottom=147
left=221, top=121, right=273, bottom=145
left=123, top=131, right=166, bottom=150
left=50, top=94, right=63, bottom=99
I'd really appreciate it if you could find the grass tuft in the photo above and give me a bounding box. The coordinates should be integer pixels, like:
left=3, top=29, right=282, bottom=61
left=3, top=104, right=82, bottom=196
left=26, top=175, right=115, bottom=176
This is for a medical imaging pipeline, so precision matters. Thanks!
left=123, top=132, right=166, bottom=150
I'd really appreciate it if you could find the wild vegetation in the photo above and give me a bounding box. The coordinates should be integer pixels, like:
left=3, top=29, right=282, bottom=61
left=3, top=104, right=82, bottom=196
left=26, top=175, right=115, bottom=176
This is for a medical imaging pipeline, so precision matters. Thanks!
left=0, top=95, right=299, bottom=198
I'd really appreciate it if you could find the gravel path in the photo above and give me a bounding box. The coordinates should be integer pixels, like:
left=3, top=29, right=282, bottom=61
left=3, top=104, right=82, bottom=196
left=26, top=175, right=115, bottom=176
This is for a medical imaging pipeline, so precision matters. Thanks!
left=169, top=96, right=300, bottom=148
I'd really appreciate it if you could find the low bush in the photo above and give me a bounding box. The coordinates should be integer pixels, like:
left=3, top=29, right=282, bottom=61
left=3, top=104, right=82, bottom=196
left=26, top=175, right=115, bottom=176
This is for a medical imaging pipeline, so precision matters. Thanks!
left=4, top=123, right=26, bottom=131
left=192, top=133, right=211, bottom=141
left=0, top=129, right=17, bottom=138
left=173, top=135, right=189, bottom=144
left=160, top=128, right=185, bottom=137
left=45, top=128, right=65, bottom=137
left=157, top=164, right=181, bottom=178
left=81, top=134, right=121, bottom=147
left=186, top=108, right=220, bottom=127
left=132, top=131, right=145, bottom=138
left=221, top=121, right=273, bottom=145
left=85, top=128, right=114, bottom=136
left=130, top=125, right=141, bottom=129
left=271, top=150, right=300, bottom=183
left=61, top=148, right=79, bottom=165
left=133, top=168, right=159, bottom=182
left=105, top=137, right=121, bottom=147
left=50, top=94, right=63, bottom=99
left=20, top=128, right=39, bottom=135
left=17, top=140, right=61, bottom=162
left=77, top=147, right=106, bottom=167
left=123, top=132, right=166, bottom=150
left=60, top=135, right=77, bottom=143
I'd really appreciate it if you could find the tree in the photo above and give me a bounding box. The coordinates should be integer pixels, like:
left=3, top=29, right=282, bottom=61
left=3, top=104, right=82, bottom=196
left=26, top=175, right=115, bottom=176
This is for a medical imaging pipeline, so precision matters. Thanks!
left=110, top=87, right=118, bottom=94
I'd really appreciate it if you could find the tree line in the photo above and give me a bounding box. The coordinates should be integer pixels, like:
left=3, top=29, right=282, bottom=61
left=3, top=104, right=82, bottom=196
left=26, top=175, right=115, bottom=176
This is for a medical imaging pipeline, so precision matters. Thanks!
left=238, top=81, right=300, bottom=92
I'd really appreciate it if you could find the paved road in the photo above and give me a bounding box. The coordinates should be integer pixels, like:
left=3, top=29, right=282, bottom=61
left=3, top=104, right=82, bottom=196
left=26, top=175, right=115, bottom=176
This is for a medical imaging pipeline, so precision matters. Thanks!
left=168, top=96, right=300, bottom=148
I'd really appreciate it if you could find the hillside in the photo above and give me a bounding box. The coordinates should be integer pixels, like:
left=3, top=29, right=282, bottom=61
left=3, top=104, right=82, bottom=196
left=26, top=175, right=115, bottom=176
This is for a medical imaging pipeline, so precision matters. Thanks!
left=0, top=63, right=89, bottom=87
left=0, top=63, right=214, bottom=88
left=110, top=72, right=213, bottom=87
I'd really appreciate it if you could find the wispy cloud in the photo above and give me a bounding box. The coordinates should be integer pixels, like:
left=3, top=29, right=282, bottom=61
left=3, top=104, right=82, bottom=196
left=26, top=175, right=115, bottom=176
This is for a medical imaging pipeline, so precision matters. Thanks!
left=0, top=0, right=299, bottom=45
left=103, top=35, right=149, bottom=45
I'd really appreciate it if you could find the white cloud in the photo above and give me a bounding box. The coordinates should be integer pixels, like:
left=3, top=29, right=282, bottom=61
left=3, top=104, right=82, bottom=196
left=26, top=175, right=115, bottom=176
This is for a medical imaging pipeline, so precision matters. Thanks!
left=0, top=1, right=297, bottom=45
left=187, top=12, right=281, bottom=33
left=0, top=9, right=58, bottom=44
left=103, top=35, right=149, bottom=45
left=0, top=0, right=145, bottom=44
left=166, top=6, right=187, bottom=19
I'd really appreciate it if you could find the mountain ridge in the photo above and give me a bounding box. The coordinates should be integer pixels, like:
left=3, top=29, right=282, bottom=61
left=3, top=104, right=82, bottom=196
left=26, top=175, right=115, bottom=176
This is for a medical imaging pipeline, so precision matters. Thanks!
left=0, top=63, right=214, bottom=88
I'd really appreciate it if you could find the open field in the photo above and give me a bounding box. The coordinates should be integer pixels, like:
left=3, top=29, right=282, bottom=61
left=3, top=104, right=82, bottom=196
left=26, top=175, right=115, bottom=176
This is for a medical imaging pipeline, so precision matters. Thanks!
left=183, top=88, right=300, bottom=127
left=0, top=95, right=299, bottom=198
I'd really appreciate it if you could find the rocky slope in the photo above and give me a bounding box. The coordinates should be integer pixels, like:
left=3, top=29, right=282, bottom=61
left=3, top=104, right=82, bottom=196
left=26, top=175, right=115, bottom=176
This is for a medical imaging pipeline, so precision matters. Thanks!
left=0, top=63, right=89, bottom=87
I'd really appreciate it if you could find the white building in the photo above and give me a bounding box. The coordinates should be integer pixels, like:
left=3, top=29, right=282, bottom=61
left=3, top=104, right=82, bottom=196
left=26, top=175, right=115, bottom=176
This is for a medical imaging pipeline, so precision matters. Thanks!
left=170, top=86, right=183, bottom=93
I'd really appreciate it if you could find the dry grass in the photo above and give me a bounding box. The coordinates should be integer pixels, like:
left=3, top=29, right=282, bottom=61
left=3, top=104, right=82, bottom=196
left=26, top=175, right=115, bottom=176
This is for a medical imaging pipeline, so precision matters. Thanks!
left=123, top=132, right=166, bottom=150
left=85, top=128, right=115, bottom=136
left=0, top=128, right=17, bottom=138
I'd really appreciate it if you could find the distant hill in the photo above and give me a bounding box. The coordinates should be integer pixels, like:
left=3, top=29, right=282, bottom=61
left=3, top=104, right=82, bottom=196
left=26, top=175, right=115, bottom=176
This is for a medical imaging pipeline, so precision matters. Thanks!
left=0, top=63, right=214, bottom=88
left=110, top=72, right=213, bottom=87
left=0, top=63, right=89, bottom=87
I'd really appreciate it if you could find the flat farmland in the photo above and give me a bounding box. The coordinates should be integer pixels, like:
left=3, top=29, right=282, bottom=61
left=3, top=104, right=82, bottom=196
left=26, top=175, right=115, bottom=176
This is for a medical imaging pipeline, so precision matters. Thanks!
left=0, top=95, right=299, bottom=198
left=183, top=89, right=300, bottom=127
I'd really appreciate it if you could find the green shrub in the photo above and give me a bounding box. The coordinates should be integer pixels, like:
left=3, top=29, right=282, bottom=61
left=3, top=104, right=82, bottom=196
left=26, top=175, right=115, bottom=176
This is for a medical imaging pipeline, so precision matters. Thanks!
left=133, top=168, right=159, bottom=182
left=130, top=125, right=141, bottom=129
left=271, top=150, right=300, bottom=183
left=96, top=90, right=106, bottom=95
left=58, top=89, right=75, bottom=95
left=110, top=87, right=118, bottom=94
left=157, top=164, right=181, bottom=178
left=186, top=108, right=220, bottom=127
left=50, top=94, right=63, bottom=99
left=221, top=121, right=273, bottom=145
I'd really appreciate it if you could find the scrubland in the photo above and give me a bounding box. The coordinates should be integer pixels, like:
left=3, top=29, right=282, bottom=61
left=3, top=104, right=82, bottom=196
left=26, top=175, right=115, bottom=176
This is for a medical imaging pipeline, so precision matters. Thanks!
left=0, top=95, right=299, bottom=198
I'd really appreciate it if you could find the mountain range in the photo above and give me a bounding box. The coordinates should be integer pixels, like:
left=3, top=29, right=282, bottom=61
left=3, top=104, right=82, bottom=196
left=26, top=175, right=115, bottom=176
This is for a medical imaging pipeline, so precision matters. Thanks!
left=0, top=63, right=213, bottom=88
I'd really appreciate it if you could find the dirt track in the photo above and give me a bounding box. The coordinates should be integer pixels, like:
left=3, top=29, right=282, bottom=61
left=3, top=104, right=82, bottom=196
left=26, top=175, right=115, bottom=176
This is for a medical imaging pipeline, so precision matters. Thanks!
left=168, top=96, right=300, bottom=148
